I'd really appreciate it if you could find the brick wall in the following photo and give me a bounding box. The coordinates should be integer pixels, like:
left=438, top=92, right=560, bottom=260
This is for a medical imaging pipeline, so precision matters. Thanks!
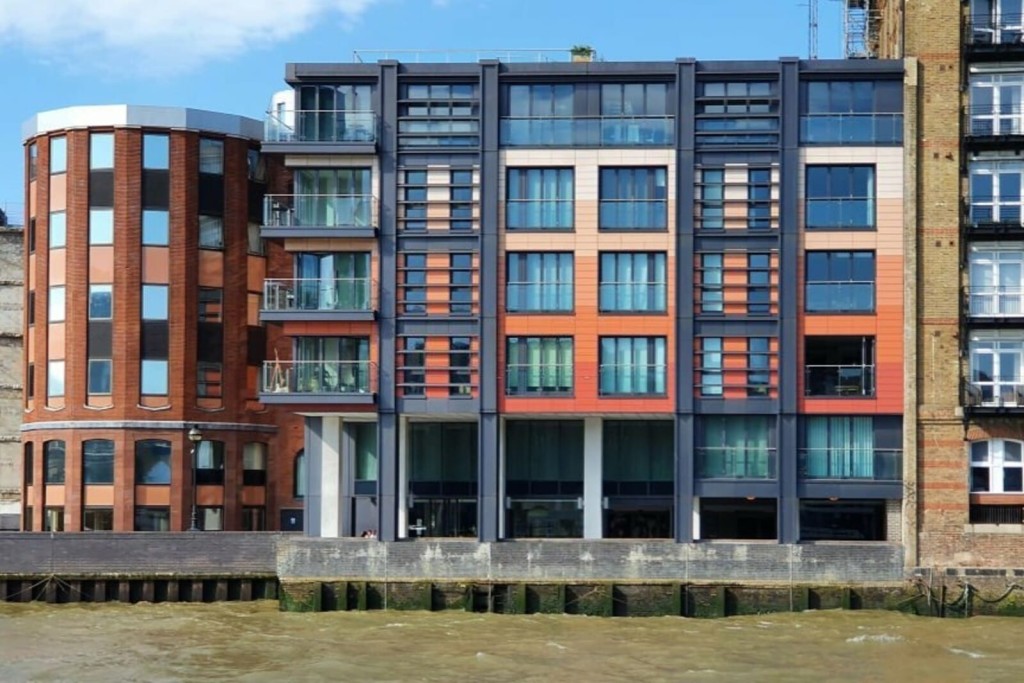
left=0, top=227, right=23, bottom=528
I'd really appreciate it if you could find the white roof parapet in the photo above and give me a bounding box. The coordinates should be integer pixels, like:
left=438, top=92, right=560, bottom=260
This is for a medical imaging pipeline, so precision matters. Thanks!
left=22, top=105, right=263, bottom=142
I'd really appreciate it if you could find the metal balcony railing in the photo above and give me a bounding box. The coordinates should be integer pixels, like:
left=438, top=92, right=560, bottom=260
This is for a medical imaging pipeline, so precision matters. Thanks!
left=262, top=360, right=376, bottom=396
left=263, top=194, right=377, bottom=230
left=967, top=104, right=1024, bottom=136
left=965, top=379, right=1024, bottom=408
left=505, top=363, right=574, bottom=396
left=967, top=13, right=1024, bottom=46
left=798, top=448, right=902, bottom=481
left=804, top=365, right=875, bottom=397
left=695, top=447, right=777, bottom=479
left=597, top=363, right=668, bottom=396
left=966, top=285, right=1024, bottom=316
left=263, top=278, right=375, bottom=313
left=265, top=109, right=377, bottom=143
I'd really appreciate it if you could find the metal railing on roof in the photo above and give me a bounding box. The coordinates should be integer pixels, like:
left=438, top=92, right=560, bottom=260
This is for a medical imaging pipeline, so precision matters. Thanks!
left=351, top=48, right=585, bottom=63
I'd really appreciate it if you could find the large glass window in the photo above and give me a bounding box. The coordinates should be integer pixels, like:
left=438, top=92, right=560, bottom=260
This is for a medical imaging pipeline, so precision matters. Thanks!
left=450, top=169, right=474, bottom=231
left=141, top=285, right=168, bottom=320
left=292, top=167, right=373, bottom=229
left=506, top=168, right=574, bottom=230
left=399, top=83, right=479, bottom=148
left=294, top=336, right=370, bottom=393
left=969, top=336, right=1024, bottom=406
left=748, top=253, right=771, bottom=314
left=748, top=168, right=773, bottom=229
left=47, top=361, right=65, bottom=398
left=506, top=337, right=573, bottom=395
left=83, top=439, right=114, bottom=484
left=199, top=138, right=223, bottom=174
left=354, top=423, right=378, bottom=483
left=970, top=245, right=1024, bottom=316
left=48, top=286, right=65, bottom=322
left=292, top=252, right=371, bottom=312
left=135, top=440, right=171, bottom=484
left=801, top=416, right=895, bottom=480
left=801, top=80, right=903, bottom=144
left=400, top=169, right=427, bottom=232
left=748, top=338, right=771, bottom=397
left=243, top=443, right=267, bottom=486
left=970, top=160, right=1024, bottom=226
left=142, top=210, right=169, bottom=246
left=506, top=252, right=573, bottom=312
left=699, top=169, right=724, bottom=229
left=134, top=507, right=170, bottom=531
left=407, top=422, right=478, bottom=538
left=603, top=420, right=674, bottom=539
left=50, top=137, right=67, bottom=174
left=806, top=251, right=875, bottom=312
left=199, top=215, right=223, bottom=249
left=805, top=336, right=875, bottom=397
left=450, top=337, right=472, bottom=396
left=970, top=73, right=1024, bottom=136
left=697, top=416, right=774, bottom=479
left=700, top=253, right=724, bottom=313
left=89, top=284, right=113, bottom=320
left=972, top=439, right=1024, bottom=493
left=599, top=83, right=672, bottom=145
left=402, top=253, right=426, bottom=314
left=49, top=211, right=66, bottom=249
left=196, top=440, right=226, bottom=485
left=449, top=253, right=473, bottom=314
left=598, top=337, right=667, bottom=396
left=143, top=134, right=169, bottom=169
left=296, top=84, right=375, bottom=143
left=140, top=360, right=168, bottom=396
left=44, top=440, right=66, bottom=484
left=599, top=167, right=667, bottom=230
left=700, top=337, right=723, bottom=396
left=505, top=420, right=584, bottom=539
left=88, top=359, right=112, bottom=395
left=502, top=84, right=575, bottom=146
left=90, top=133, right=114, bottom=169
left=401, top=337, right=425, bottom=396
left=805, top=165, right=875, bottom=229
left=599, top=252, right=667, bottom=312
left=969, top=0, right=1024, bottom=45
left=83, top=508, right=113, bottom=531
left=89, top=209, right=113, bottom=245
left=697, top=81, right=780, bottom=146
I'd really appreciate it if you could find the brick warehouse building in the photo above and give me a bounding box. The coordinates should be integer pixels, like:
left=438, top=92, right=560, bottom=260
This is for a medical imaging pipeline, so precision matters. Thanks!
left=20, top=107, right=303, bottom=532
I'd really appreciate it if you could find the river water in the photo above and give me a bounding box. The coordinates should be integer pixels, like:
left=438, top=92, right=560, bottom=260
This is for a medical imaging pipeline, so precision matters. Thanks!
left=2, top=602, right=1023, bottom=682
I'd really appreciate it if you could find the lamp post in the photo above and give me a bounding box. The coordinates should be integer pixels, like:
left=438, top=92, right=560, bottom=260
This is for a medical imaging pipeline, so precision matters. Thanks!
left=188, top=426, right=203, bottom=531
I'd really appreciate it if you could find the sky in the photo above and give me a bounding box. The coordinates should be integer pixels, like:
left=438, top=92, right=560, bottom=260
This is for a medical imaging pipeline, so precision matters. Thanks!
left=0, top=0, right=844, bottom=223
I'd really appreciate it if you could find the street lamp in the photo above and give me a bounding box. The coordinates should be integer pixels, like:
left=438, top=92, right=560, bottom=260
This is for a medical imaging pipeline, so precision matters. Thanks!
left=188, top=426, right=203, bottom=531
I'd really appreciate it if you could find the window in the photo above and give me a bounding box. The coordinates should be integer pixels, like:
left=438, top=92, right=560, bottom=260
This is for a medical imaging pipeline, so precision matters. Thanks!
left=970, top=72, right=1024, bottom=136
left=700, top=254, right=723, bottom=313
left=243, top=507, right=266, bottom=531
left=748, top=168, right=773, bottom=229
left=199, top=215, right=223, bottom=248
left=89, top=284, right=112, bottom=320
left=970, top=160, right=1024, bottom=226
left=83, top=439, right=114, bottom=484
left=450, top=169, right=474, bottom=231
left=806, top=251, right=875, bottom=312
left=141, top=359, right=168, bottom=395
left=294, top=337, right=370, bottom=394
left=293, top=168, right=372, bottom=228
left=47, top=361, right=65, bottom=398
left=399, top=83, right=479, bottom=148
left=28, top=291, right=34, bottom=326
left=806, top=165, right=875, bottom=229
left=802, top=417, right=886, bottom=480
left=198, top=288, right=222, bottom=322
left=402, top=337, right=425, bottom=396
left=28, top=142, right=37, bottom=180
left=243, top=443, right=267, bottom=486
left=801, top=80, right=903, bottom=144
left=972, top=440, right=1024, bottom=493
left=293, top=449, right=306, bottom=498
left=748, top=338, right=771, bottom=396
left=143, top=134, right=169, bottom=169
left=29, top=217, right=35, bottom=252
left=44, top=507, right=64, bottom=532
left=699, top=168, right=724, bottom=229
left=696, top=81, right=780, bottom=146
left=506, top=252, right=573, bottom=312
left=700, top=337, right=723, bottom=396
left=27, top=362, right=34, bottom=398
left=83, top=508, right=113, bottom=531
left=247, top=222, right=264, bottom=255
left=297, top=83, right=374, bottom=143
left=600, top=83, right=672, bottom=145
left=698, top=416, right=773, bottom=479
left=969, top=245, right=1024, bottom=315
left=748, top=254, right=771, bottom=314
left=197, top=362, right=223, bottom=398
left=599, top=337, right=667, bottom=395
left=449, top=253, right=473, bottom=314
left=450, top=337, right=472, bottom=396
left=403, top=253, right=426, bottom=314
left=88, top=359, right=112, bottom=395
left=354, top=422, right=378, bottom=483
left=502, top=84, right=575, bottom=146
left=504, top=420, right=584, bottom=539
left=196, top=440, right=226, bottom=485
left=407, top=422, right=478, bottom=537
left=805, top=336, right=875, bottom=397
left=48, top=286, right=65, bottom=322
left=44, top=440, right=65, bottom=484
left=293, top=252, right=370, bottom=311
left=50, top=137, right=67, bottom=174
left=199, top=507, right=224, bottom=531
left=141, top=285, right=168, bottom=320
left=49, top=211, right=66, bottom=248
left=134, top=507, right=170, bottom=531
left=401, top=170, right=427, bottom=232
left=599, top=167, right=667, bottom=230
left=247, top=149, right=265, bottom=181
left=142, top=210, right=169, bottom=246
left=90, top=133, right=114, bottom=169
left=199, top=138, right=223, bottom=174
left=969, top=336, right=1024, bottom=406
left=970, top=0, right=1024, bottom=44
left=23, top=443, right=33, bottom=486
left=506, top=168, right=574, bottom=230
left=602, top=420, right=674, bottom=498
left=599, top=252, right=667, bottom=313
left=506, top=337, right=573, bottom=395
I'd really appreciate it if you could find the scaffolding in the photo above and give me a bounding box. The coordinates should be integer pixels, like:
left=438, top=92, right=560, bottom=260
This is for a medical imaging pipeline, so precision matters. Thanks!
left=843, top=0, right=881, bottom=59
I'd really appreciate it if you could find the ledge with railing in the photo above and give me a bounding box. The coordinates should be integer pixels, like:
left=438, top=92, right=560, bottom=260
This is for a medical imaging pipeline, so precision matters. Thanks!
left=804, top=282, right=875, bottom=313
left=965, top=379, right=1024, bottom=409
left=804, top=198, right=875, bottom=230
left=966, top=285, right=1024, bottom=317
left=598, top=199, right=668, bottom=230
left=804, top=365, right=875, bottom=397
left=262, top=278, right=376, bottom=314
left=799, top=113, right=903, bottom=145
left=505, top=199, right=574, bottom=230
left=264, top=109, right=378, bottom=144
left=500, top=116, right=675, bottom=147
left=966, top=202, right=1024, bottom=232
left=263, top=194, right=377, bottom=231
left=966, top=105, right=1024, bottom=138
left=966, top=14, right=1024, bottom=46
left=597, top=364, right=668, bottom=397
left=261, top=360, right=377, bottom=399
left=505, top=364, right=574, bottom=396
left=695, top=447, right=777, bottom=479
left=798, top=448, right=902, bottom=481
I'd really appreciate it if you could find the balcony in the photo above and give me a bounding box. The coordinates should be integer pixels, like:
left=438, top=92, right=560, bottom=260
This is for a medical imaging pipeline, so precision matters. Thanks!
left=966, top=14, right=1024, bottom=57
left=260, top=360, right=377, bottom=405
left=505, top=363, right=574, bottom=396
left=261, top=278, right=376, bottom=322
left=499, top=116, right=674, bottom=147
left=798, top=448, right=902, bottom=481
left=597, top=363, right=667, bottom=397
left=696, top=447, right=777, bottom=479
left=598, top=200, right=668, bottom=230
left=262, top=194, right=377, bottom=239
left=263, top=109, right=377, bottom=153
left=799, top=114, right=903, bottom=145
left=805, top=365, right=875, bottom=397
left=505, top=199, right=574, bottom=230
left=805, top=198, right=874, bottom=230
left=966, top=285, right=1024, bottom=322
left=965, top=204, right=1024, bottom=238
left=965, top=379, right=1024, bottom=413
left=966, top=105, right=1024, bottom=149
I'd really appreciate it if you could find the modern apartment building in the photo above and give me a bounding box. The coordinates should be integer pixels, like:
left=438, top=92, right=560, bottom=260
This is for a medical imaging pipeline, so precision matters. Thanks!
left=876, top=0, right=1024, bottom=569
left=20, top=107, right=303, bottom=532
left=257, top=56, right=910, bottom=544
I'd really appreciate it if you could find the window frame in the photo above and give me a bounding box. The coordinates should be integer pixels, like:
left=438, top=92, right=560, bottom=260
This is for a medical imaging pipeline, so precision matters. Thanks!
left=971, top=439, right=1024, bottom=494
left=506, top=336, right=574, bottom=396
left=805, top=164, right=876, bottom=230
left=598, top=251, right=667, bottom=313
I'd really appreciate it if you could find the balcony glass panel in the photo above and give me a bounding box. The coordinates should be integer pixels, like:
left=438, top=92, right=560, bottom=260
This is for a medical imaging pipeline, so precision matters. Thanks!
left=265, top=110, right=377, bottom=143
left=263, top=278, right=374, bottom=312
left=799, top=448, right=901, bottom=481
left=500, top=116, right=674, bottom=147
left=262, top=360, right=375, bottom=395
left=264, top=194, right=375, bottom=229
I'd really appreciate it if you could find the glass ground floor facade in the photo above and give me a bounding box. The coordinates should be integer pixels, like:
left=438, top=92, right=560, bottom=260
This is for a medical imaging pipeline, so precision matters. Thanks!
left=299, top=415, right=902, bottom=543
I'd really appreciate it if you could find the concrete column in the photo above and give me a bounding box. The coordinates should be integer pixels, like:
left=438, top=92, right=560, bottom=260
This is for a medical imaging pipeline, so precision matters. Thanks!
left=396, top=416, right=408, bottom=538
left=692, top=496, right=701, bottom=541
left=319, top=417, right=342, bottom=538
left=583, top=417, right=603, bottom=539
left=303, top=417, right=323, bottom=537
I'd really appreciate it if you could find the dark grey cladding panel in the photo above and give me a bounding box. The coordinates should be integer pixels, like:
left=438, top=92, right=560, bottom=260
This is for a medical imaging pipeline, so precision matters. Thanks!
left=694, top=235, right=780, bottom=251
left=693, top=319, right=778, bottom=337
left=695, top=480, right=779, bottom=498
left=399, top=154, right=480, bottom=166
left=396, top=319, right=478, bottom=336
left=798, top=482, right=904, bottom=499
left=797, top=59, right=905, bottom=74
left=697, top=151, right=779, bottom=165
left=693, top=399, right=779, bottom=415
left=287, top=63, right=380, bottom=81
left=397, top=397, right=480, bottom=414
left=397, top=235, right=480, bottom=252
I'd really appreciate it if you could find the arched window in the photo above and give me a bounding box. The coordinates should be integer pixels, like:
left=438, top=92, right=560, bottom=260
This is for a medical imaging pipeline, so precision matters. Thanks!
left=971, top=440, right=1024, bottom=493
left=43, top=440, right=65, bottom=484
left=195, top=440, right=226, bottom=485
left=83, top=439, right=114, bottom=484
left=135, top=440, right=172, bottom=485
left=294, top=449, right=306, bottom=499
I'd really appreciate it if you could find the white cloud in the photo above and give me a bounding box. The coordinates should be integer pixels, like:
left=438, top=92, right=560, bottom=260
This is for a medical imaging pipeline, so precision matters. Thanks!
left=0, top=0, right=382, bottom=75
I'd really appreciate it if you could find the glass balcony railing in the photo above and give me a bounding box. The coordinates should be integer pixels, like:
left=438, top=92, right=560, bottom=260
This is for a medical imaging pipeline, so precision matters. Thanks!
left=965, top=379, right=1024, bottom=408
left=804, top=365, right=875, bottom=397
left=968, top=285, right=1024, bottom=316
left=805, top=198, right=874, bottom=230
left=264, top=109, right=377, bottom=143
left=263, top=278, right=375, bottom=313
left=798, top=448, right=902, bottom=481
left=500, top=116, right=674, bottom=147
left=805, top=282, right=875, bottom=312
left=505, top=364, right=574, bottom=396
left=696, top=447, right=777, bottom=479
left=598, top=200, right=668, bottom=230
left=799, top=113, right=903, bottom=145
left=263, top=194, right=376, bottom=230
left=506, top=199, right=574, bottom=230
left=262, top=360, right=376, bottom=396
left=967, top=14, right=1024, bottom=45
left=597, top=364, right=667, bottom=396
left=967, top=105, right=1024, bottom=136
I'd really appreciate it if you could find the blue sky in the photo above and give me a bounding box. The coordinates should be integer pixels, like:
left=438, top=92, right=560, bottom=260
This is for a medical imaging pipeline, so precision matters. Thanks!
left=0, top=0, right=844, bottom=223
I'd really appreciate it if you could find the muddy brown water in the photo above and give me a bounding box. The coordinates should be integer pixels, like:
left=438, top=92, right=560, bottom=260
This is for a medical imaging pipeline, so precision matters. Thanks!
left=2, top=602, right=1023, bottom=682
